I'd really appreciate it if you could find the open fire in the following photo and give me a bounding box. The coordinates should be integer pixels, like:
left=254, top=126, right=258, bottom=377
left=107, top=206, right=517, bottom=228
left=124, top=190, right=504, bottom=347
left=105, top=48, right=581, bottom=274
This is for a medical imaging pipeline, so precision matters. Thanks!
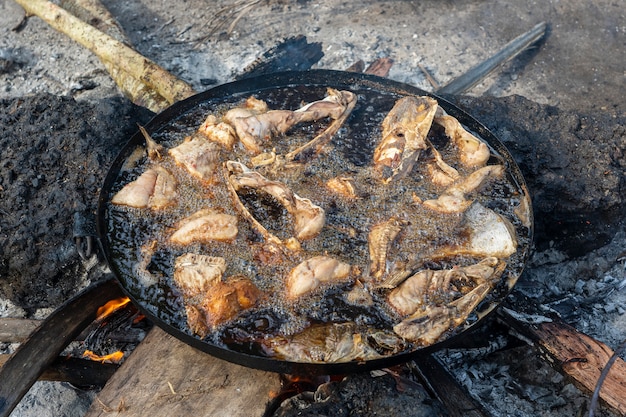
left=78, top=297, right=134, bottom=365
left=82, top=349, right=124, bottom=364
left=95, top=297, right=131, bottom=322
left=1, top=0, right=625, bottom=416
left=71, top=295, right=150, bottom=373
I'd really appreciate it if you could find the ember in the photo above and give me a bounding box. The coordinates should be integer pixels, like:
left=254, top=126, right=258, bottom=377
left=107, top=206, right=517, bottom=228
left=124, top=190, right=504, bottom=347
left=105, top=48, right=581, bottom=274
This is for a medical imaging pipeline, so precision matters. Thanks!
left=267, top=373, right=333, bottom=411
left=82, top=349, right=124, bottom=364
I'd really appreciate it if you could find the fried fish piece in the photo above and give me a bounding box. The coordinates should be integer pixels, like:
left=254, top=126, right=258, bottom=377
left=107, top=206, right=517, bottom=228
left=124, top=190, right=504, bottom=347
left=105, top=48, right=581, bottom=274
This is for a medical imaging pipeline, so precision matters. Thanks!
left=373, top=96, right=438, bottom=182
left=138, top=125, right=165, bottom=160
left=424, top=138, right=460, bottom=187
left=434, top=203, right=518, bottom=259
left=224, top=89, right=356, bottom=155
left=197, top=114, right=237, bottom=150
left=286, top=256, right=352, bottom=299
left=263, top=323, right=388, bottom=363
left=196, top=277, right=261, bottom=328
left=173, top=253, right=261, bottom=337
left=169, top=134, right=221, bottom=183
left=388, top=257, right=504, bottom=316
left=422, top=165, right=505, bottom=213
left=173, top=253, right=226, bottom=296
left=326, top=177, right=359, bottom=200
left=185, top=276, right=262, bottom=338
left=368, top=216, right=406, bottom=281
left=111, top=165, right=177, bottom=210
left=434, top=107, right=491, bottom=168
left=390, top=258, right=505, bottom=344
left=392, top=282, right=492, bottom=345
left=169, top=208, right=238, bottom=245
left=227, top=161, right=325, bottom=242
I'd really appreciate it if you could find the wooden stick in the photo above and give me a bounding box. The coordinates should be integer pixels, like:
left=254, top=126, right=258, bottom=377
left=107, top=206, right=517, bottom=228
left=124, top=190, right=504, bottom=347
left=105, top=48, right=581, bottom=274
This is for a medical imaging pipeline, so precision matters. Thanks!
left=499, top=308, right=626, bottom=416
left=436, top=22, right=547, bottom=95
left=0, top=354, right=117, bottom=387
left=14, top=0, right=196, bottom=111
left=0, top=317, right=147, bottom=344
left=412, top=355, right=489, bottom=417
left=0, top=318, right=40, bottom=343
left=418, top=63, right=440, bottom=90
left=364, top=57, right=394, bottom=78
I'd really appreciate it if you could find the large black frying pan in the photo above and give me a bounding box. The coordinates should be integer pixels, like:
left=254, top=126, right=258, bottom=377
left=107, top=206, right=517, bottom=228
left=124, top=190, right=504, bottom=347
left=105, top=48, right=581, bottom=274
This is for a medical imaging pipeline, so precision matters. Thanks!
left=0, top=70, right=533, bottom=417
left=97, top=69, right=533, bottom=375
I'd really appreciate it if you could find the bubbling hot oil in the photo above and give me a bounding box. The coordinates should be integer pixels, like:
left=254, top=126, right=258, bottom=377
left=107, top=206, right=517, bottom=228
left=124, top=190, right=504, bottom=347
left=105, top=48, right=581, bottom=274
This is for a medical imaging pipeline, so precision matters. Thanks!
left=106, top=86, right=532, bottom=361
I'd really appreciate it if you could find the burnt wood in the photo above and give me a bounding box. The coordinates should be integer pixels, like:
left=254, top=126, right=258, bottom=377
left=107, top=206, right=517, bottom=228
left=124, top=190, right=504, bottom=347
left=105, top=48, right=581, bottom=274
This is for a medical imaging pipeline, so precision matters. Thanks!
left=0, top=355, right=118, bottom=387
left=363, top=57, right=395, bottom=77
left=238, top=35, right=323, bottom=79
left=499, top=307, right=626, bottom=415
left=0, top=317, right=146, bottom=344
left=534, top=322, right=626, bottom=415
left=0, top=276, right=124, bottom=417
left=413, top=355, right=489, bottom=417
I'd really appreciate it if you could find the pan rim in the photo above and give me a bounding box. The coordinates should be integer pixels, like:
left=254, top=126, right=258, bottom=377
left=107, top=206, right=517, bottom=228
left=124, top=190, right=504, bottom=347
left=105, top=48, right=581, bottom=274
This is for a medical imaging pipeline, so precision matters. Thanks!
left=96, top=69, right=533, bottom=375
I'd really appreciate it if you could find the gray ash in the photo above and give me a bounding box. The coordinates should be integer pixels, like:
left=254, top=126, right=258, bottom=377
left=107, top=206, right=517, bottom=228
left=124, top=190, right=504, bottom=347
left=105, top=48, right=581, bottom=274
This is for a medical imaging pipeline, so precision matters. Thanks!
left=0, top=94, right=152, bottom=312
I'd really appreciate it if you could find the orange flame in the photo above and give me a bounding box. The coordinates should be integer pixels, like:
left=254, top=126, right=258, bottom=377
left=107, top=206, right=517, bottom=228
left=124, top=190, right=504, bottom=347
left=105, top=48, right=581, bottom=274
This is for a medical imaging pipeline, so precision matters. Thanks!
left=82, top=349, right=124, bottom=364
left=96, top=297, right=131, bottom=321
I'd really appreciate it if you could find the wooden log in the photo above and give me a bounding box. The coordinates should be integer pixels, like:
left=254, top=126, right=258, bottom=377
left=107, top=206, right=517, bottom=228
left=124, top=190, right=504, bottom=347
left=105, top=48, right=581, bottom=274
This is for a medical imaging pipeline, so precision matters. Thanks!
left=0, top=317, right=146, bottom=344
left=84, top=327, right=282, bottom=417
left=534, top=321, right=626, bottom=415
left=499, top=307, right=626, bottom=415
left=0, top=318, right=39, bottom=343
left=13, top=0, right=196, bottom=111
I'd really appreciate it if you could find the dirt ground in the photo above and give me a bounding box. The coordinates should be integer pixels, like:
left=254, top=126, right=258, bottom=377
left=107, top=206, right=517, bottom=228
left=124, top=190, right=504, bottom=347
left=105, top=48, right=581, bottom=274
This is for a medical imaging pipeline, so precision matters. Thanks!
left=1, top=1, right=625, bottom=416
left=2, top=0, right=625, bottom=114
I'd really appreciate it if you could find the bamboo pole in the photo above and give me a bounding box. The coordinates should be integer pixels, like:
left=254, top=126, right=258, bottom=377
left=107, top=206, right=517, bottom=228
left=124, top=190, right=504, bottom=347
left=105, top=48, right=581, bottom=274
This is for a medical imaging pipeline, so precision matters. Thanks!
left=60, top=0, right=127, bottom=43
left=14, top=0, right=196, bottom=111
left=58, top=0, right=175, bottom=112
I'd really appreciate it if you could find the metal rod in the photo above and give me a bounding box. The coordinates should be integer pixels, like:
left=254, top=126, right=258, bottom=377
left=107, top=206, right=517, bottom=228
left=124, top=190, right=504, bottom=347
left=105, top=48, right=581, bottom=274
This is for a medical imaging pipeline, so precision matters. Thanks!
left=436, top=22, right=547, bottom=95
